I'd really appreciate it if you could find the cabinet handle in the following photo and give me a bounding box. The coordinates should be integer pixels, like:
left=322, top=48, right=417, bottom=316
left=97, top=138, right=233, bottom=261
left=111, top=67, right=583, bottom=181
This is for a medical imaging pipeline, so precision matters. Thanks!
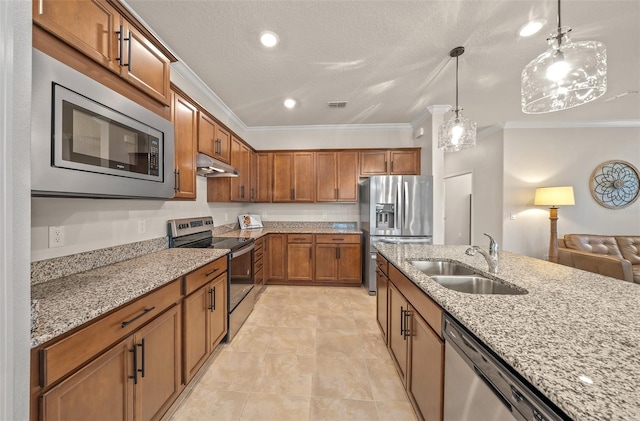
left=121, top=307, right=156, bottom=328
left=309, top=247, right=312, bottom=260
left=116, top=26, right=131, bottom=69
left=384, top=160, right=388, bottom=173
left=337, top=247, right=341, bottom=259
left=137, top=339, right=145, bottom=378
left=332, top=238, right=344, bottom=241
left=391, top=161, right=394, bottom=173
left=126, top=31, right=132, bottom=71
left=208, top=287, right=216, bottom=311
left=205, top=267, right=219, bottom=277
left=216, top=139, right=220, bottom=155
left=241, top=185, right=245, bottom=198
left=129, top=346, right=138, bottom=384
left=175, top=169, right=181, bottom=192
left=116, top=25, right=124, bottom=64
left=335, top=188, right=338, bottom=199
left=403, top=309, right=411, bottom=339
left=251, top=187, right=255, bottom=201
left=400, top=306, right=405, bottom=337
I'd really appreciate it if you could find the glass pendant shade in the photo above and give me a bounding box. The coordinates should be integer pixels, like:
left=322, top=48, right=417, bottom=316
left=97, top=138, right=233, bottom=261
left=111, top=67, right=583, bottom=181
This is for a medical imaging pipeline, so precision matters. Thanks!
left=438, top=108, right=476, bottom=152
left=522, top=28, right=607, bottom=113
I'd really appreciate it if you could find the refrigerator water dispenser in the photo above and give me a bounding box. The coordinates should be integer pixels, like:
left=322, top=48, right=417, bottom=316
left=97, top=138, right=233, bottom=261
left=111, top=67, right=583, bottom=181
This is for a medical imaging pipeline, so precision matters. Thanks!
left=375, top=203, right=395, bottom=228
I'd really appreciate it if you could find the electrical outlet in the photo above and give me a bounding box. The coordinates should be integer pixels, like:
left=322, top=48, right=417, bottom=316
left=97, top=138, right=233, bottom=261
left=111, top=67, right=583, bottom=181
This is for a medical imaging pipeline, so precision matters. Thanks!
left=261, top=212, right=267, bottom=219
left=224, top=213, right=228, bottom=222
left=322, top=211, right=328, bottom=219
left=48, top=226, right=65, bottom=248
left=137, top=218, right=146, bottom=234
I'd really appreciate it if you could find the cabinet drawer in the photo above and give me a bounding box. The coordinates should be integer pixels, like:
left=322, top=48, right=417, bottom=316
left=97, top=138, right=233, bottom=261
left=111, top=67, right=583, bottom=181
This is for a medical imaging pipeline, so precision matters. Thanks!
left=376, top=254, right=389, bottom=276
left=39, top=279, right=181, bottom=388
left=254, top=268, right=264, bottom=284
left=287, top=234, right=313, bottom=243
left=315, top=234, right=360, bottom=244
left=184, top=257, right=227, bottom=296
left=389, top=264, right=442, bottom=338
left=254, top=258, right=264, bottom=273
left=254, top=241, right=264, bottom=261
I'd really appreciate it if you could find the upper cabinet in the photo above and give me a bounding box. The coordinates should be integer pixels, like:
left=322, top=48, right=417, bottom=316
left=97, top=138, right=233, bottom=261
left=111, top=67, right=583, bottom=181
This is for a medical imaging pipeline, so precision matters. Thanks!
left=33, top=0, right=173, bottom=105
left=273, top=152, right=315, bottom=203
left=171, top=89, right=197, bottom=199
left=198, top=112, right=231, bottom=164
left=316, top=151, right=359, bottom=202
left=251, top=152, right=273, bottom=203
left=230, top=137, right=251, bottom=202
left=359, top=149, right=420, bottom=176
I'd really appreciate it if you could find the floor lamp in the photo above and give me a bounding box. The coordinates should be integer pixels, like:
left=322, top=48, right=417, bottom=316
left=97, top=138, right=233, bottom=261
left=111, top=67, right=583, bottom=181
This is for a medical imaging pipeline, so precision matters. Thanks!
left=534, top=186, right=575, bottom=263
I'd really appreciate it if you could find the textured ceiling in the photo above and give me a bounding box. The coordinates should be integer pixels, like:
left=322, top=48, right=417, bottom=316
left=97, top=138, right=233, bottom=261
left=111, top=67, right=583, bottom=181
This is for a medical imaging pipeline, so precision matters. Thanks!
left=124, top=0, right=640, bottom=129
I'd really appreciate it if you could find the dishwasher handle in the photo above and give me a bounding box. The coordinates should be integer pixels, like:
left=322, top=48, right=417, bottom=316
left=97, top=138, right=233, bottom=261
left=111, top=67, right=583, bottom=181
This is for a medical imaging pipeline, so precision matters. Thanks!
left=473, top=365, right=513, bottom=412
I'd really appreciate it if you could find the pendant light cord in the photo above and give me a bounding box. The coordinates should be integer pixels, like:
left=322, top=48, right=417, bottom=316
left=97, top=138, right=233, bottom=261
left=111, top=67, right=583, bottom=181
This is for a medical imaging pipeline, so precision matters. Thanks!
left=454, top=55, right=459, bottom=118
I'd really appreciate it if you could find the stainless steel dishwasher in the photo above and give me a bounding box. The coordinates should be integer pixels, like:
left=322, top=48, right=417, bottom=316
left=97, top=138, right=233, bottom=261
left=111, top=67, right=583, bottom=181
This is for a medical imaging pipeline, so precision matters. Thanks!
left=443, top=314, right=566, bottom=421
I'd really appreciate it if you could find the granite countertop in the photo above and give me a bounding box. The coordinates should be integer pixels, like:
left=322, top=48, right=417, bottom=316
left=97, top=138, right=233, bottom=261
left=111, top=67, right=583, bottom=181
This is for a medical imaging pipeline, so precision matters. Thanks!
left=218, top=227, right=362, bottom=239
left=374, top=243, right=640, bottom=421
left=31, top=248, right=228, bottom=348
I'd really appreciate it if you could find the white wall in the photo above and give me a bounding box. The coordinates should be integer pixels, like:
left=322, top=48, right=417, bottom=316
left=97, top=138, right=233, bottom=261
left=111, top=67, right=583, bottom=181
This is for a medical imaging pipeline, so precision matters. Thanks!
left=503, top=126, right=640, bottom=258
left=444, top=129, right=504, bottom=247
left=1, top=1, right=31, bottom=419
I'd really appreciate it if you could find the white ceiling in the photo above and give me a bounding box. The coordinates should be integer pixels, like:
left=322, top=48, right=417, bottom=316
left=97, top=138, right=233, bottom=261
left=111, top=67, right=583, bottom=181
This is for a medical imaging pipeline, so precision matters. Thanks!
left=124, top=0, right=640, bottom=130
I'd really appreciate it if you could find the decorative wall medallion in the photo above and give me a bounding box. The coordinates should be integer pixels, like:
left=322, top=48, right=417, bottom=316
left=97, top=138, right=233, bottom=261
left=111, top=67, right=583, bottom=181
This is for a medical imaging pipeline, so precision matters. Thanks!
left=590, top=160, right=640, bottom=209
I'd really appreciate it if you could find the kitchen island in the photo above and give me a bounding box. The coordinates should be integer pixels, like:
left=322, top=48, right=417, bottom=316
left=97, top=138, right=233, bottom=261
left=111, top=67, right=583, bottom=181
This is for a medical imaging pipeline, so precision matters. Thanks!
left=374, top=242, right=640, bottom=421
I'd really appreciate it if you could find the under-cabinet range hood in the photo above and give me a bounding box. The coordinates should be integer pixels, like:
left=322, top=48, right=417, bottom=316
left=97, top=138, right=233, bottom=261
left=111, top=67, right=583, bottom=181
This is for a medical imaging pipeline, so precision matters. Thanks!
left=196, top=153, right=240, bottom=177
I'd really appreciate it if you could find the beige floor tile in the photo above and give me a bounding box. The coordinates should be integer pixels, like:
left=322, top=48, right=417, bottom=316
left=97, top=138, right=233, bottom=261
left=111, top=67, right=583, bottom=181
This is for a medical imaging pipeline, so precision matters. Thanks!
left=317, top=295, right=354, bottom=313
left=360, top=331, right=392, bottom=359
left=239, top=393, right=310, bottom=421
left=312, top=356, right=373, bottom=400
left=315, top=329, right=364, bottom=357
left=376, top=401, right=418, bottom=421
left=267, top=326, right=316, bottom=354
left=197, top=351, right=264, bottom=392
left=354, top=314, right=383, bottom=333
left=170, top=388, right=247, bottom=421
left=309, top=397, right=379, bottom=421
left=366, top=358, right=409, bottom=401
left=252, top=353, right=315, bottom=396
left=316, top=311, right=358, bottom=330
left=255, top=292, right=291, bottom=307
left=225, top=324, right=272, bottom=353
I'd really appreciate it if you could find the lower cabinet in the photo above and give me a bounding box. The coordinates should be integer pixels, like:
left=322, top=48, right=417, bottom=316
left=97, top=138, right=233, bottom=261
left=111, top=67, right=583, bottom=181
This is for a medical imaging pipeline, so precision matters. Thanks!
left=287, top=235, right=314, bottom=282
left=266, top=234, right=287, bottom=283
left=314, top=235, right=362, bottom=285
left=41, top=304, right=182, bottom=421
left=383, top=254, right=444, bottom=421
left=183, top=273, right=227, bottom=384
left=376, top=255, right=389, bottom=344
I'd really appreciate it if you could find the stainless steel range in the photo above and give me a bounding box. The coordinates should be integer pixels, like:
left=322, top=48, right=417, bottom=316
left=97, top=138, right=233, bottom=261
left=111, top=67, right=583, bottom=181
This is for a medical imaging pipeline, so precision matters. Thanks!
left=168, top=216, right=254, bottom=341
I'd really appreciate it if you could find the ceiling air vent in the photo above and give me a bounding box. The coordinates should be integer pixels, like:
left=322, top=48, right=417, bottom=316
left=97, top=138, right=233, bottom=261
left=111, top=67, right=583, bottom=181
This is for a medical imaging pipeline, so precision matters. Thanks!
left=327, top=101, right=348, bottom=109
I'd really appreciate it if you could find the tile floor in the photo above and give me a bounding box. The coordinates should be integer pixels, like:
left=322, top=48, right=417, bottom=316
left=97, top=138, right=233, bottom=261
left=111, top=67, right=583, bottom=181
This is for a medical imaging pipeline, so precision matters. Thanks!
left=165, top=285, right=417, bottom=421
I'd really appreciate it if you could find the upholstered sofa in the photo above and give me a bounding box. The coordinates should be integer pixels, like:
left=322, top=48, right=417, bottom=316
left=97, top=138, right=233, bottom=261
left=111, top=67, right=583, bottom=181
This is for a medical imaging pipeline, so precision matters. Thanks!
left=558, top=234, right=640, bottom=283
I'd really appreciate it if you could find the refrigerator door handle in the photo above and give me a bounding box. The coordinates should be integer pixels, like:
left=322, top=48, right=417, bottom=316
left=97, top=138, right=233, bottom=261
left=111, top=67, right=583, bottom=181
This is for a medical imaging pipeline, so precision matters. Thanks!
left=395, top=185, right=401, bottom=232
left=404, top=181, right=409, bottom=229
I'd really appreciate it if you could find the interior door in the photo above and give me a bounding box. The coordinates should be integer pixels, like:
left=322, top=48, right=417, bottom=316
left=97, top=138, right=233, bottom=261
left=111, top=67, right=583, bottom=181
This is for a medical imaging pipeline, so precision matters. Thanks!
left=444, top=173, right=472, bottom=245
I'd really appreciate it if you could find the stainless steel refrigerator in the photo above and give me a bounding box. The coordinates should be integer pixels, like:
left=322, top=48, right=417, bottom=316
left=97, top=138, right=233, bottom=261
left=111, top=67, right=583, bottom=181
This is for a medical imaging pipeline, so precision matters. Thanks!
left=360, top=175, right=433, bottom=295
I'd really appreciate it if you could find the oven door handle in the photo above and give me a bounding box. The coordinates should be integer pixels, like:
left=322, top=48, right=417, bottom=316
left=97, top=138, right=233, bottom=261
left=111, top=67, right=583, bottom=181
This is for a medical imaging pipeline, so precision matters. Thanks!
left=229, top=243, right=255, bottom=259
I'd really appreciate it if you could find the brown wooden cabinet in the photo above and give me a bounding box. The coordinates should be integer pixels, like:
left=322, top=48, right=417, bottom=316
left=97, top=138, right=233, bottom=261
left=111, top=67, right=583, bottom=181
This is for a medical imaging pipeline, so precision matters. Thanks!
left=376, top=255, right=389, bottom=344
left=273, top=152, right=315, bottom=202
left=33, top=0, right=172, bottom=105
left=182, top=266, right=227, bottom=384
left=251, top=152, right=272, bottom=202
left=230, top=137, right=250, bottom=202
left=388, top=280, right=409, bottom=383
left=266, top=234, right=287, bottom=283
left=215, top=125, right=231, bottom=164
left=253, top=237, right=265, bottom=296
left=287, top=234, right=314, bottom=281
left=315, top=151, right=359, bottom=202
left=359, top=149, right=420, bottom=176
left=171, top=89, right=197, bottom=199
left=197, top=112, right=231, bottom=164
left=41, top=304, right=181, bottom=421
left=314, top=235, right=361, bottom=284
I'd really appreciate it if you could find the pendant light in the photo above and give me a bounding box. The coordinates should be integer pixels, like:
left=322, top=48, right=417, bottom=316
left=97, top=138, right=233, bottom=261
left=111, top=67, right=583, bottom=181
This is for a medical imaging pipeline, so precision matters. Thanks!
left=438, top=46, right=476, bottom=152
left=521, top=0, right=607, bottom=113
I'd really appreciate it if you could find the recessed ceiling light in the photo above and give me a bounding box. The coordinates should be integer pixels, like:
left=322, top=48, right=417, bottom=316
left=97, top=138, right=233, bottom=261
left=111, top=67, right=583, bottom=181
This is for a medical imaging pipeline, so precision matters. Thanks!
left=518, top=19, right=547, bottom=37
left=259, top=31, right=279, bottom=47
left=284, top=98, right=296, bottom=109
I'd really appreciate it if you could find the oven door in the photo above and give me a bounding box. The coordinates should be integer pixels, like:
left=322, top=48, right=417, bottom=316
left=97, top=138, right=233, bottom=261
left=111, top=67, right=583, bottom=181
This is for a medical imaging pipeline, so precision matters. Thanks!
left=228, top=243, right=255, bottom=312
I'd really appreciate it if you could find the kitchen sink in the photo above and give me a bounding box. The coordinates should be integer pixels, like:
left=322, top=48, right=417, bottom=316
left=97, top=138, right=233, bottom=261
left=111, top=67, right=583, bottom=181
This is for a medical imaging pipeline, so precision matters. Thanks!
left=430, top=275, right=527, bottom=295
left=410, top=260, right=476, bottom=276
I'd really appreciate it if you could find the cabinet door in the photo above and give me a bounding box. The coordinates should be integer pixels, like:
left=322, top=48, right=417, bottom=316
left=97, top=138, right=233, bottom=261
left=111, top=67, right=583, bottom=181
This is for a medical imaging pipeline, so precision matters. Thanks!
left=314, top=243, right=338, bottom=281
left=172, top=90, right=197, bottom=199
left=254, top=152, right=273, bottom=202
left=388, top=282, right=409, bottom=384
left=121, top=22, right=171, bottom=105
left=34, top=0, right=121, bottom=73
left=230, top=137, right=250, bottom=202
left=337, top=244, right=362, bottom=284
left=390, top=150, right=420, bottom=175
left=360, top=150, right=389, bottom=176
left=287, top=243, right=314, bottom=281
left=292, top=152, right=315, bottom=202
left=215, top=125, right=231, bottom=164
left=41, top=337, right=134, bottom=421
left=134, top=305, right=181, bottom=421
left=407, top=310, right=444, bottom=421
left=376, top=269, right=389, bottom=343
left=198, top=112, right=217, bottom=158
left=272, top=153, right=293, bottom=202
left=316, top=152, right=338, bottom=202
left=182, top=286, right=208, bottom=384
left=337, top=151, right=359, bottom=201
left=208, top=274, right=228, bottom=350
left=267, top=234, right=287, bottom=282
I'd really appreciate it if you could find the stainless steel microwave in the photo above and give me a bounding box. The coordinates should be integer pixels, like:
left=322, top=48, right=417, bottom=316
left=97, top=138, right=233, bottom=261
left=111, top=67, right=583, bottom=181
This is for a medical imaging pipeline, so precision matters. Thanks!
left=31, top=49, right=175, bottom=199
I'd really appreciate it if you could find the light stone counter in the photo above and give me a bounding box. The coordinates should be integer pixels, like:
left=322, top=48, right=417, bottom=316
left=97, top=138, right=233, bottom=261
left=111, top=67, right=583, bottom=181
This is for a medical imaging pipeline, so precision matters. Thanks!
left=374, top=243, right=640, bottom=421
left=31, top=248, right=228, bottom=348
left=218, top=227, right=362, bottom=239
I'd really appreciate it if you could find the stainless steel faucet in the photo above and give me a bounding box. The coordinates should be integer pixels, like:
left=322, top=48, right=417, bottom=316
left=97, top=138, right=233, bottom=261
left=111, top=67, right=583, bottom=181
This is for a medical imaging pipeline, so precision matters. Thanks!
left=465, top=233, right=499, bottom=274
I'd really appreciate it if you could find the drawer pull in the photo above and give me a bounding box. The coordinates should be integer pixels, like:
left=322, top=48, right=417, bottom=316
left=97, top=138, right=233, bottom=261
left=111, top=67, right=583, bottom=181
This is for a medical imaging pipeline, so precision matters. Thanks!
left=208, top=287, right=216, bottom=312
left=332, top=238, right=345, bottom=241
left=205, top=267, right=220, bottom=277
left=138, top=339, right=146, bottom=378
left=121, top=307, right=156, bottom=328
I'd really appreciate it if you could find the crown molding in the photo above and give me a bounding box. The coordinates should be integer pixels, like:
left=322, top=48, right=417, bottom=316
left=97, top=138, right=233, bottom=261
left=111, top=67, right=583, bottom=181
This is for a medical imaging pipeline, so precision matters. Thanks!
left=502, top=119, right=640, bottom=129
left=244, top=123, right=412, bottom=133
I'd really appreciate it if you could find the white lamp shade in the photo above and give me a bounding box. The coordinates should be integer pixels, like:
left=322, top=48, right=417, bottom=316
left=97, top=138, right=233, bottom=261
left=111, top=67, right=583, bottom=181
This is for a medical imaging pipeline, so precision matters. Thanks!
left=522, top=30, right=607, bottom=114
left=534, top=186, right=575, bottom=206
left=438, top=111, right=476, bottom=152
